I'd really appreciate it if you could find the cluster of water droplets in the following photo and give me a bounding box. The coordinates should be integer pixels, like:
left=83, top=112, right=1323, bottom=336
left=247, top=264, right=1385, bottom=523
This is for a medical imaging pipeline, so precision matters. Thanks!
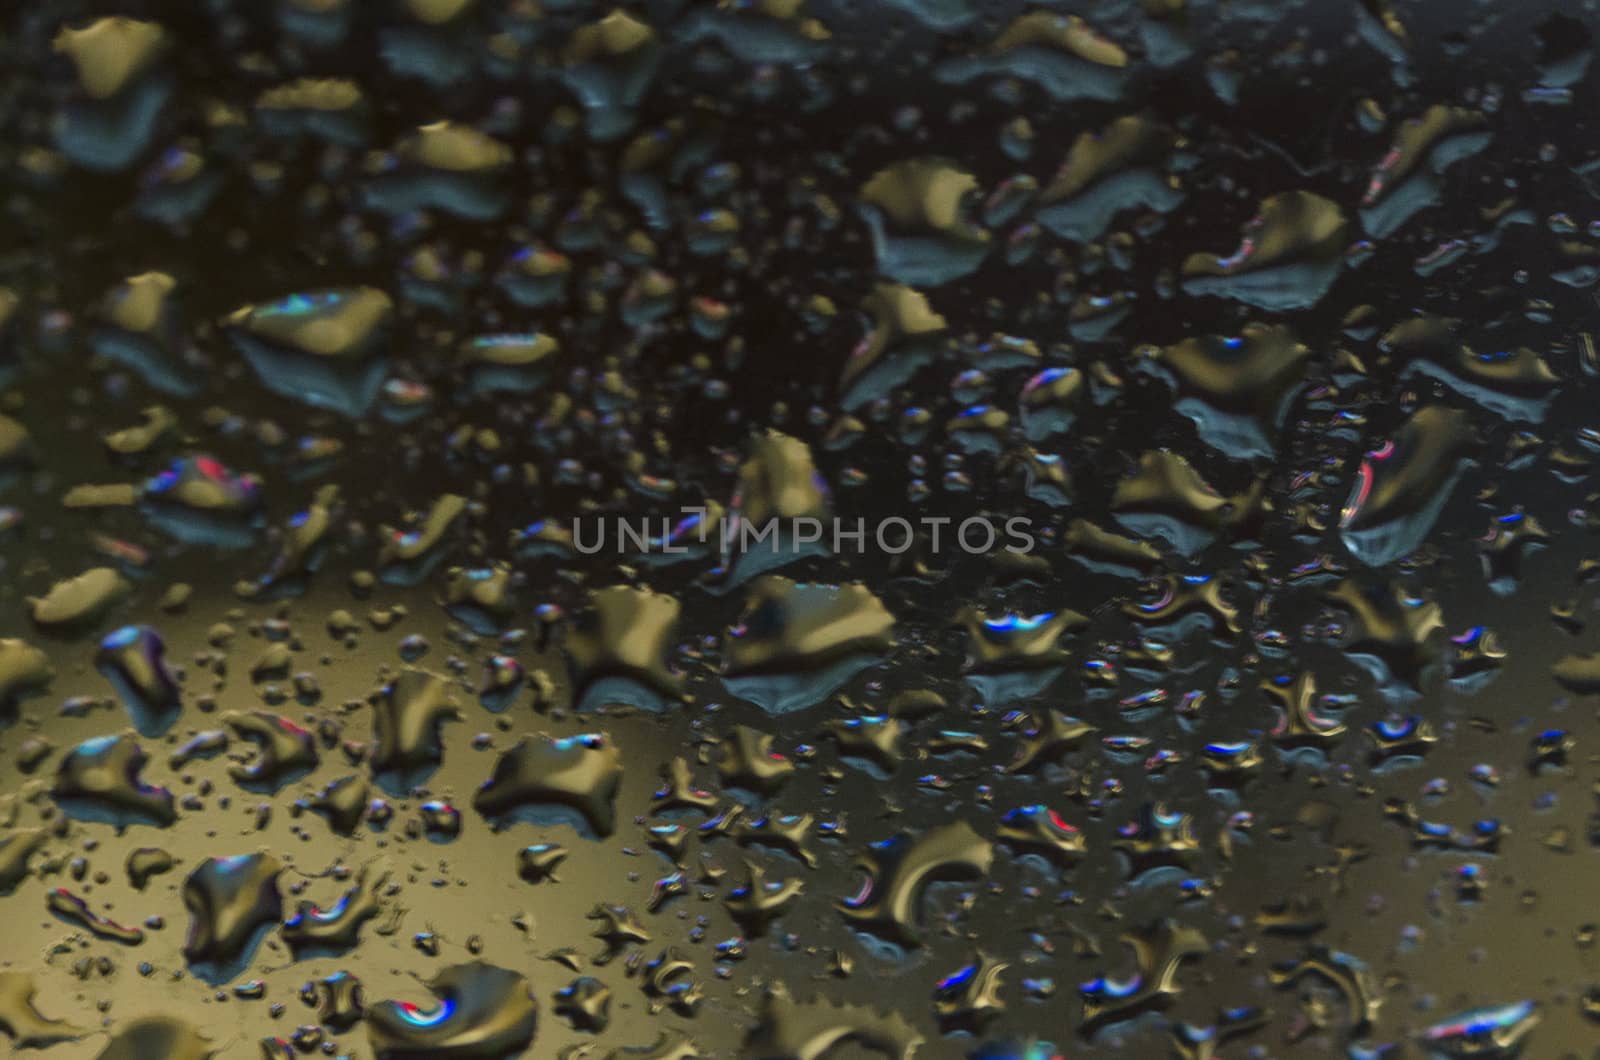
left=0, top=0, right=1598, bottom=1056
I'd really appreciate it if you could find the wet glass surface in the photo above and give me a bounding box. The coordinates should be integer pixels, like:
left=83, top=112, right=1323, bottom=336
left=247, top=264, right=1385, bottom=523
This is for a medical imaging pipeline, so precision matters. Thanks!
left=0, top=0, right=1597, bottom=1056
